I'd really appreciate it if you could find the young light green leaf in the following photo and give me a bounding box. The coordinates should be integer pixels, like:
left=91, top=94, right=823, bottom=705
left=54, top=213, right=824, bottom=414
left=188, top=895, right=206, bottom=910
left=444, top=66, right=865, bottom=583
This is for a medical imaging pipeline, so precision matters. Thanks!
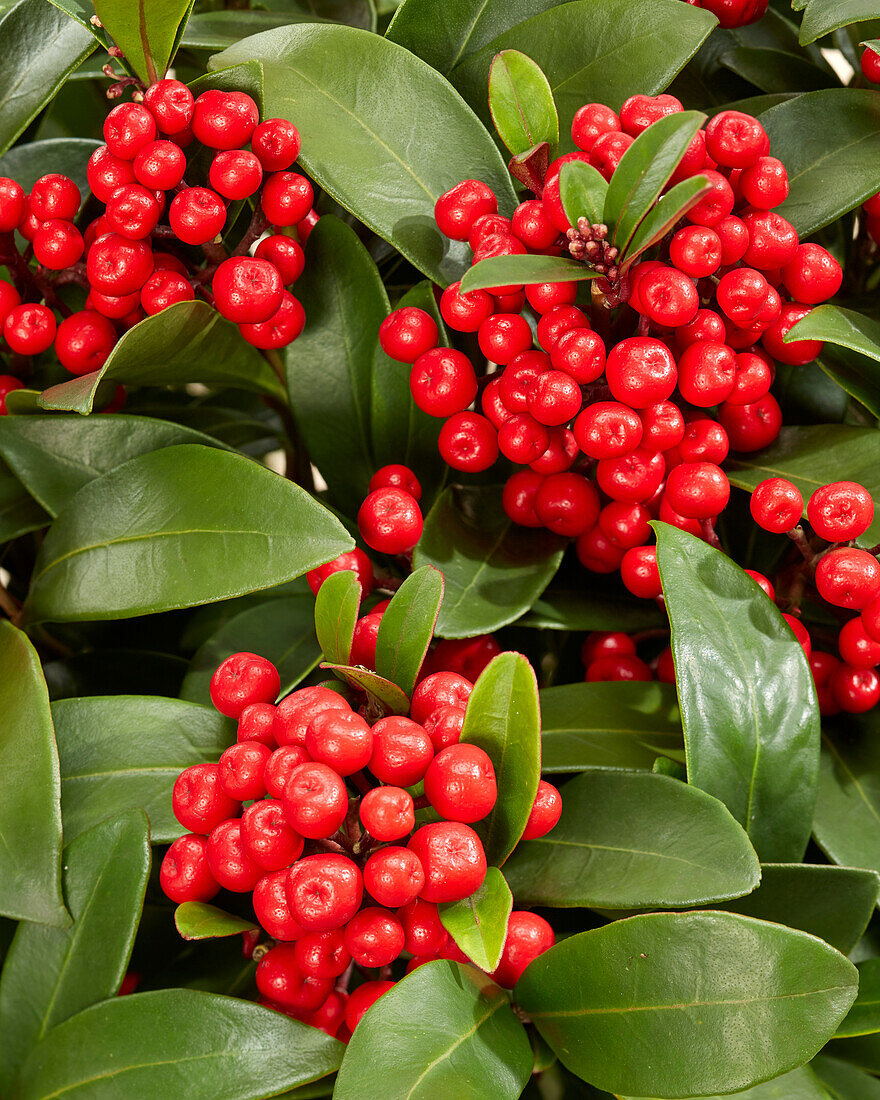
left=655, top=522, right=820, bottom=863
left=375, top=566, right=444, bottom=698
left=93, top=0, right=193, bottom=83
left=488, top=50, right=558, bottom=156
left=315, top=570, right=362, bottom=668
left=504, top=768, right=760, bottom=909
left=516, top=911, right=858, bottom=1098
left=0, top=812, right=150, bottom=1094
left=621, top=173, right=711, bottom=266
left=459, top=254, right=591, bottom=294
left=439, top=867, right=512, bottom=972
left=175, top=903, right=258, bottom=942
left=321, top=663, right=410, bottom=715
left=559, top=158, right=607, bottom=228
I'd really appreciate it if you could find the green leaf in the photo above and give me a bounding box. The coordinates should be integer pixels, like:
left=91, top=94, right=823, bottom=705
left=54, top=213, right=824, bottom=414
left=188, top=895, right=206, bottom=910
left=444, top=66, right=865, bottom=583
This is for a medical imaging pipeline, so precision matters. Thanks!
left=519, top=586, right=665, bottom=631
left=449, top=0, right=716, bottom=148
left=460, top=651, right=540, bottom=866
left=44, top=0, right=115, bottom=53
left=539, top=681, right=683, bottom=773
left=0, top=0, right=94, bottom=155
left=212, top=25, right=517, bottom=286
left=624, top=1065, right=832, bottom=1100
left=315, top=571, right=361, bottom=668
left=0, top=415, right=230, bottom=518
left=54, top=695, right=234, bottom=845
left=515, top=911, right=858, bottom=1098
left=38, top=302, right=285, bottom=415
left=788, top=306, right=880, bottom=373
left=836, top=959, right=880, bottom=1037
left=439, top=867, right=512, bottom=972
left=459, top=254, right=593, bottom=294
left=759, top=90, right=880, bottom=238
left=655, top=522, right=820, bottom=863
left=182, top=10, right=313, bottom=49
left=15, top=989, right=343, bottom=1100
left=375, top=566, right=443, bottom=697
left=621, top=173, right=711, bottom=266
left=93, top=0, right=192, bottom=83
left=175, top=902, right=258, bottom=941
left=413, top=486, right=565, bottom=638
left=719, top=863, right=878, bottom=956
left=504, top=768, right=760, bottom=908
left=814, top=719, right=880, bottom=879
left=0, top=812, right=150, bottom=1094
left=0, top=621, right=66, bottom=926
left=559, top=159, right=608, bottom=228
left=321, top=663, right=410, bottom=714
left=24, top=445, right=352, bottom=623
left=333, top=960, right=531, bottom=1100
left=718, top=46, right=837, bottom=94
left=727, top=426, right=880, bottom=546
left=604, top=111, right=705, bottom=253
left=824, top=1034, right=880, bottom=1076
left=181, top=595, right=321, bottom=706
left=0, top=137, right=99, bottom=199
left=813, top=1054, right=880, bottom=1100
left=0, top=458, right=49, bottom=542
left=799, top=0, right=880, bottom=44
left=286, top=216, right=386, bottom=516
left=818, top=343, right=880, bottom=420
left=488, top=50, right=558, bottom=156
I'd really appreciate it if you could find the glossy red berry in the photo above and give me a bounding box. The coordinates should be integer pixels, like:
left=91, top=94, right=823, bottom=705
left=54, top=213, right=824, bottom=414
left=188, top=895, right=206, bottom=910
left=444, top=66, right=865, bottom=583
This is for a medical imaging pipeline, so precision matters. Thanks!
left=0, top=176, right=26, bottom=230
left=435, top=180, right=497, bottom=240
left=521, top=780, right=562, bottom=840
left=218, top=740, right=271, bottom=801
left=605, top=338, right=677, bottom=408
left=274, top=685, right=350, bottom=746
left=534, top=472, right=600, bottom=537
left=132, top=139, right=186, bottom=190
left=238, top=291, right=305, bottom=349
left=306, top=548, right=375, bottom=596
left=345, top=980, right=395, bottom=1032
left=256, top=943, right=332, bottom=1012
left=210, top=652, right=280, bottom=717
left=438, top=412, right=499, bottom=472
left=143, top=79, right=194, bottom=134
left=264, top=746, right=310, bottom=800
left=253, top=866, right=307, bottom=939
left=103, top=103, right=156, bottom=160
left=621, top=545, right=662, bottom=599
left=254, top=234, right=304, bottom=285
left=424, top=743, right=497, bottom=823
left=191, top=90, right=259, bottom=149
left=294, top=929, right=350, bottom=980
left=491, top=911, right=555, bottom=988
left=357, top=487, right=423, bottom=554
left=677, top=342, right=736, bottom=407
left=637, top=266, right=699, bottom=327
left=596, top=448, right=666, bottom=505
left=364, top=846, right=425, bottom=907
left=359, top=786, right=415, bottom=842
left=478, top=313, right=532, bottom=366
left=172, top=761, right=239, bottom=834
left=782, top=244, right=842, bottom=306
left=286, top=853, right=363, bottom=931
left=208, top=150, right=263, bottom=200
left=665, top=462, right=730, bottom=519
left=808, top=482, right=874, bottom=542
left=410, top=347, right=477, bottom=417
left=0, top=374, right=24, bottom=415
left=815, top=548, right=880, bottom=610
left=411, top=672, right=473, bottom=724
left=685, top=170, right=735, bottom=227
left=440, top=281, right=494, bottom=332
left=344, top=908, right=405, bottom=969
left=240, top=798, right=303, bottom=871
left=832, top=665, right=880, bottom=712
left=571, top=103, right=621, bottom=151
left=379, top=307, right=439, bottom=363
left=4, top=303, right=57, bottom=355
left=282, top=761, right=349, bottom=839
left=140, top=270, right=194, bottom=315
left=369, top=715, right=434, bottom=786
left=86, top=233, right=153, bottom=295
left=252, top=118, right=301, bottom=171
left=861, top=45, right=880, bottom=82
left=169, top=187, right=226, bottom=246
left=705, top=110, right=768, bottom=169
left=206, top=819, right=262, bottom=892
left=212, top=257, right=283, bottom=324
left=408, top=821, right=487, bottom=903
left=33, top=218, right=83, bottom=269
left=53, top=310, right=116, bottom=375
left=306, top=709, right=373, bottom=776
left=160, top=834, right=219, bottom=903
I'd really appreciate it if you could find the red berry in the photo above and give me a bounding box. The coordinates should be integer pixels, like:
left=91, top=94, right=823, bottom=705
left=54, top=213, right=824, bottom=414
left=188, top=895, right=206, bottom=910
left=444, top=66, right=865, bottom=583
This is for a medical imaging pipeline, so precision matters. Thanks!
left=438, top=411, right=499, bottom=472
left=719, top=394, right=783, bottom=452
left=358, top=487, right=423, bottom=554
left=699, top=0, right=768, bottom=27
left=30, top=173, right=80, bottom=221
left=621, top=546, right=662, bottom=599
left=169, top=187, right=227, bottom=246
left=4, top=304, right=57, bottom=355
left=294, top=929, right=350, bottom=980
left=534, top=472, right=600, bottom=537
left=133, top=140, right=186, bottom=190
left=0, top=374, right=24, bottom=415
left=619, top=93, right=682, bottom=136
left=408, top=821, right=487, bottom=903
left=705, top=110, right=768, bottom=169
left=143, top=79, right=195, bottom=135
left=669, top=226, right=722, bottom=278
left=160, top=834, right=219, bottom=903
left=306, top=709, right=373, bottom=776
left=210, top=652, right=280, bottom=718
left=590, top=131, right=634, bottom=180
left=435, top=180, right=497, bottom=241
left=423, top=743, right=496, bottom=823
left=573, top=401, right=643, bottom=459
left=240, top=799, right=304, bottom=871
left=782, top=244, right=842, bottom=306
left=550, top=327, right=606, bottom=384
left=521, top=780, right=562, bottom=840
left=478, top=313, right=532, bottom=366
left=344, top=980, right=395, bottom=1031
left=140, top=270, right=194, bottom=315
left=512, top=199, right=560, bottom=249
left=274, top=685, right=350, bottom=746
left=238, top=291, right=305, bottom=349
left=410, top=347, right=477, bottom=417
left=677, top=342, right=736, bottom=407
left=344, top=908, right=405, bottom=969
left=369, top=715, right=434, bottom=786
left=685, top=170, right=735, bottom=227
left=33, top=218, right=83, bottom=269
left=815, top=548, right=880, bottom=610
left=254, top=235, right=304, bottom=285
left=103, top=103, right=156, bottom=160
left=640, top=402, right=684, bottom=452
left=716, top=215, right=750, bottom=265
left=282, top=761, right=349, bottom=839
left=252, top=118, right=301, bottom=171
left=86, top=233, right=153, bottom=295
left=0, top=177, right=26, bottom=230
left=605, top=337, right=677, bottom=408
left=862, top=45, right=880, bottom=82
left=287, top=853, right=363, bottom=931
left=440, top=281, right=494, bottom=332
left=212, top=257, right=283, bottom=324
left=359, top=785, right=415, bottom=842
left=637, top=266, right=699, bottom=327
left=525, top=281, right=578, bottom=315
left=490, top=911, right=555, bottom=988
left=740, top=156, right=789, bottom=209
left=54, top=310, right=116, bottom=377
left=364, top=846, right=425, bottom=908
left=379, top=307, right=439, bottom=363
left=839, top=617, right=880, bottom=669
left=808, top=482, right=874, bottom=543
left=209, top=150, right=263, bottom=200
left=206, top=818, right=262, bottom=892
left=572, top=103, right=621, bottom=151
left=306, top=548, right=375, bottom=596
left=172, top=761, right=239, bottom=835
left=665, top=462, right=730, bottom=519
left=264, top=746, right=310, bottom=800
left=832, top=665, right=880, bottom=712
left=256, top=943, right=332, bottom=1013
left=191, top=90, right=259, bottom=149
left=596, top=448, right=666, bottom=505
left=218, top=740, right=271, bottom=801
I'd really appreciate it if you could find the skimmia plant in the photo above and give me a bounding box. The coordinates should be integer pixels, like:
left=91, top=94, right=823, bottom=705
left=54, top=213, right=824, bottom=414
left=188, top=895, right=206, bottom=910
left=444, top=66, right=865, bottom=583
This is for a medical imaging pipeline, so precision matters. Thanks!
left=2, top=0, right=880, bottom=1098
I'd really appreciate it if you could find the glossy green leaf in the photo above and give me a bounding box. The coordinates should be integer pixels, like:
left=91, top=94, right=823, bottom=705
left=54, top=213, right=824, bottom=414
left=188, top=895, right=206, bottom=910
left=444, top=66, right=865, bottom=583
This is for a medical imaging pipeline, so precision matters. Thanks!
left=836, top=959, right=880, bottom=1037
left=0, top=0, right=94, bottom=155
left=0, top=137, right=99, bottom=198
left=38, top=302, right=284, bottom=415
left=818, top=343, right=880, bottom=420
left=727, top=426, right=880, bottom=546
left=182, top=595, right=321, bottom=706
left=286, top=216, right=386, bottom=516
left=605, top=110, right=705, bottom=253
left=175, top=903, right=258, bottom=941
left=559, top=159, right=608, bottom=228
left=439, top=867, right=512, bottom=972
left=414, top=485, right=565, bottom=638
left=375, top=566, right=443, bottom=697
left=719, top=863, right=878, bottom=955
left=813, top=1054, right=880, bottom=1100
left=54, top=695, right=233, bottom=844
left=0, top=812, right=150, bottom=1094
left=213, top=25, right=517, bottom=286
left=621, top=173, right=711, bottom=266
left=15, top=989, right=343, bottom=1100
left=43, top=0, right=115, bottom=52
left=0, top=621, right=66, bottom=926
left=824, top=1034, right=880, bottom=1075
left=789, top=306, right=880, bottom=371
left=460, top=651, right=540, bottom=866
left=449, top=0, right=716, bottom=146
left=504, top=768, right=760, bottom=908
left=460, top=254, right=592, bottom=293
left=624, top=1065, right=831, bottom=1100
left=24, top=445, right=352, bottom=623
left=814, top=719, right=880, bottom=878
left=516, top=911, right=858, bottom=1098
left=93, top=0, right=192, bottom=83
left=539, top=681, right=683, bottom=773
left=655, top=522, right=820, bottom=863
left=799, top=0, right=880, bottom=43
left=759, top=90, right=880, bottom=237
left=0, top=458, right=49, bottom=542
left=334, top=961, right=531, bottom=1100
left=519, top=586, right=665, bottom=631
left=322, top=663, right=410, bottom=715
left=182, top=10, right=310, bottom=48
left=488, top=50, right=558, bottom=156
left=315, top=571, right=361, bottom=668
left=0, top=415, right=229, bottom=518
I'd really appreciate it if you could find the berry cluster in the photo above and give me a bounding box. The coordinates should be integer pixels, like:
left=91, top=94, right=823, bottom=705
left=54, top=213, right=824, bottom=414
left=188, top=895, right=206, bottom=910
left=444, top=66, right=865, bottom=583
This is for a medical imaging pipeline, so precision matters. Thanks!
left=160, top=645, right=561, bottom=1041
left=0, top=80, right=314, bottom=402
left=355, top=464, right=425, bottom=558
left=378, top=98, right=842, bottom=603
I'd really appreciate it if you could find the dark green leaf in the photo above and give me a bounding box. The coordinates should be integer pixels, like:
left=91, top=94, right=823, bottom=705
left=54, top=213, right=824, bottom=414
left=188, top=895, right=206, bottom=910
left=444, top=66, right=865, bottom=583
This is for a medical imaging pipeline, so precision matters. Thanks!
left=54, top=695, right=234, bottom=844
left=516, top=911, right=858, bottom=1098
left=375, top=565, right=443, bottom=697
left=333, top=960, right=531, bottom=1100
left=286, top=216, right=386, bottom=515
left=439, top=867, right=512, bottom=971
left=0, top=812, right=150, bottom=1093
left=24, top=445, right=352, bottom=623
left=0, top=137, right=99, bottom=198
left=45, top=649, right=188, bottom=702
left=788, top=306, right=880, bottom=371
left=460, top=651, right=540, bottom=866
left=539, top=682, right=684, bottom=772
left=0, top=458, right=49, bottom=542
left=182, top=595, right=321, bottom=706
left=759, top=90, right=880, bottom=237
left=836, top=958, right=880, bottom=1037
left=624, top=1066, right=831, bottom=1100
left=0, top=621, right=66, bottom=926
left=504, top=768, right=760, bottom=908
left=315, top=571, right=361, bottom=668
left=0, top=415, right=230, bottom=518
left=824, top=1034, right=880, bottom=1076
left=212, top=25, right=517, bottom=285
left=559, top=159, right=607, bottom=228
left=519, top=587, right=665, bottom=631
left=15, top=989, right=343, bottom=1100
left=814, top=720, right=880, bottom=878
left=655, top=522, right=820, bottom=862
left=175, top=903, right=258, bottom=941
left=488, top=50, right=558, bottom=156
left=460, top=254, right=592, bottom=293
left=818, top=343, right=880, bottom=420
left=414, top=485, right=565, bottom=638
left=38, top=302, right=285, bottom=414
left=799, top=0, right=880, bottom=44
left=183, top=10, right=310, bottom=48
left=44, top=0, right=115, bottom=52
left=622, top=174, right=711, bottom=265
left=93, top=0, right=191, bottom=83
left=0, top=0, right=94, bottom=155
left=718, top=46, right=837, bottom=93
left=321, top=663, right=410, bottom=714
left=813, top=1054, right=880, bottom=1100
left=605, top=111, right=705, bottom=253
